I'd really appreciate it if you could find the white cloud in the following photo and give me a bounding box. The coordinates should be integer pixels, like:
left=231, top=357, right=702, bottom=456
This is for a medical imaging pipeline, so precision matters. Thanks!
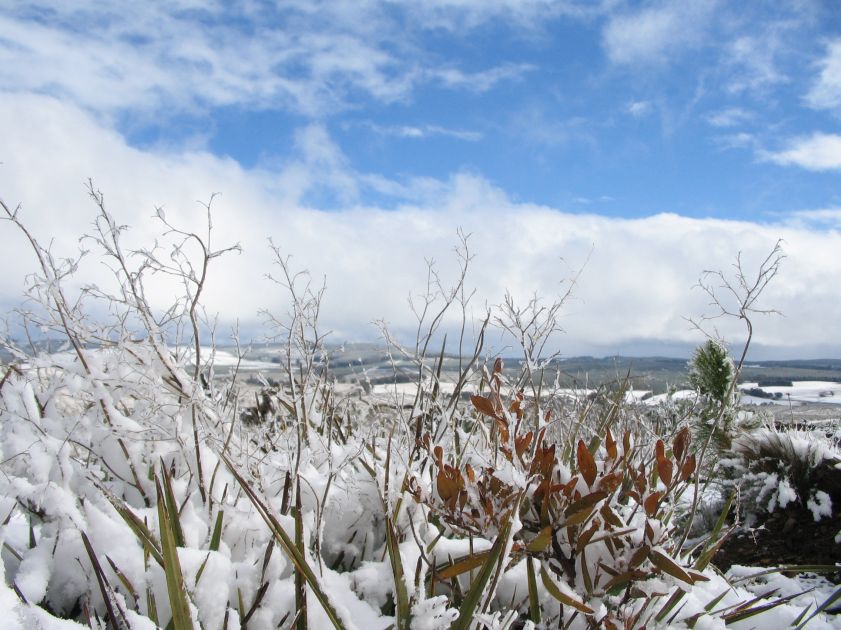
left=427, top=63, right=534, bottom=92
left=2, top=94, right=840, bottom=356
left=807, top=39, right=841, bottom=111
left=706, top=107, right=753, bottom=128
left=601, top=1, right=715, bottom=66
left=762, top=133, right=841, bottom=171
left=724, top=34, right=787, bottom=94
left=714, top=132, right=756, bottom=151
left=360, top=122, right=483, bottom=141
left=626, top=101, right=653, bottom=117
left=0, top=1, right=531, bottom=119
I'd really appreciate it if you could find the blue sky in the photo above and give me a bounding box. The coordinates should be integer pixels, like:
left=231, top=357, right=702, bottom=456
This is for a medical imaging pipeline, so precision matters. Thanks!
left=2, top=1, right=841, bottom=357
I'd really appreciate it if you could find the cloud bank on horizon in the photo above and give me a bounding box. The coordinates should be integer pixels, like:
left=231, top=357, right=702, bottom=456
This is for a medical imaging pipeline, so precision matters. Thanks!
left=1, top=1, right=841, bottom=358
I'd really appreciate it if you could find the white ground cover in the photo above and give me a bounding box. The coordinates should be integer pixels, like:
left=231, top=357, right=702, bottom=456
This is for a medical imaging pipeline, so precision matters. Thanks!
left=2, top=348, right=841, bottom=629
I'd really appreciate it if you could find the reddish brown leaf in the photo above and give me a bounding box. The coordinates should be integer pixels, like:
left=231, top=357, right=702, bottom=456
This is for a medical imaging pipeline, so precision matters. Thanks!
left=564, top=491, right=608, bottom=518
left=435, top=551, right=491, bottom=580
left=437, top=467, right=462, bottom=504
left=515, top=432, right=533, bottom=459
left=434, top=445, right=443, bottom=464
left=598, top=471, right=622, bottom=493
left=680, top=454, right=696, bottom=482
left=673, top=427, right=689, bottom=462
left=650, top=549, right=694, bottom=584
left=605, top=428, right=618, bottom=461
left=577, top=440, right=597, bottom=487
left=600, top=504, right=624, bottom=529
left=629, top=545, right=649, bottom=568
left=575, top=520, right=601, bottom=553
left=656, top=450, right=673, bottom=488
left=643, top=492, right=662, bottom=518
left=470, top=395, right=496, bottom=417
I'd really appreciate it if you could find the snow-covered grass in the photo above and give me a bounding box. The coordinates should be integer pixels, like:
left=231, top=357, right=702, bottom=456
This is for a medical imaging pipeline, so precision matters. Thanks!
left=1, top=195, right=839, bottom=629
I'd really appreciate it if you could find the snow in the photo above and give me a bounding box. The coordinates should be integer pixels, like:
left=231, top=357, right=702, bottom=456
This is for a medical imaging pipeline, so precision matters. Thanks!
left=739, top=380, right=841, bottom=405
left=4, top=343, right=841, bottom=628
left=807, top=490, right=833, bottom=521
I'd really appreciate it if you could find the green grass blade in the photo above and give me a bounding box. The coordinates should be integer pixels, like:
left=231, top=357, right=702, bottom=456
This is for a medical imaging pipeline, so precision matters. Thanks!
left=209, top=510, right=224, bottom=552
left=222, top=456, right=347, bottom=629
left=695, top=489, right=735, bottom=571
left=451, top=510, right=515, bottom=630
left=156, top=477, right=195, bottom=630
left=160, top=461, right=186, bottom=548
left=526, top=557, right=541, bottom=623
left=386, top=517, right=411, bottom=629
left=81, top=531, right=124, bottom=630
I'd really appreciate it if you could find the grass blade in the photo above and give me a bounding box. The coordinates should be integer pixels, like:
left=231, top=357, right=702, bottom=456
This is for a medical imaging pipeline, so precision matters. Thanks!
left=386, top=517, right=411, bottom=629
left=450, top=509, right=516, bottom=630
left=156, top=476, right=194, bottom=630
left=295, top=481, right=307, bottom=630
left=526, top=558, right=541, bottom=623
left=796, top=583, right=841, bottom=629
left=540, top=566, right=594, bottom=614
left=222, top=455, right=347, bottom=629
left=81, top=531, right=125, bottom=630
left=209, top=510, right=224, bottom=552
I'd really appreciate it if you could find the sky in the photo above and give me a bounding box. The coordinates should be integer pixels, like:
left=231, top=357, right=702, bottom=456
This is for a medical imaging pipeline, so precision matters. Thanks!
left=1, top=0, right=841, bottom=359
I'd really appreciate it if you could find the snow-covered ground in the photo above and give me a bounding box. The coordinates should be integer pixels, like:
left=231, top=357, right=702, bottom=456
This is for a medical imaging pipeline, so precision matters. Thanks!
left=740, top=381, right=841, bottom=406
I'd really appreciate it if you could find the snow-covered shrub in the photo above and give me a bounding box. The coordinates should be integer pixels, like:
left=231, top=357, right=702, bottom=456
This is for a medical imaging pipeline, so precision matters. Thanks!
left=1, top=192, right=833, bottom=629
left=721, top=427, right=841, bottom=522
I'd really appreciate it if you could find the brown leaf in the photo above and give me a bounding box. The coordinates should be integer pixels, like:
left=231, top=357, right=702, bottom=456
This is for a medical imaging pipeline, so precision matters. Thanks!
left=470, top=395, right=496, bottom=417
left=643, top=492, right=662, bottom=518
left=598, top=471, right=622, bottom=494
left=515, top=432, right=533, bottom=459
left=437, top=467, right=462, bottom=504
left=526, top=526, right=553, bottom=552
left=673, top=427, right=690, bottom=462
left=564, top=491, right=607, bottom=518
left=575, top=520, right=601, bottom=553
left=680, top=454, right=696, bottom=482
left=565, top=503, right=597, bottom=527
left=435, top=551, right=491, bottom=580
left=656, top=444, right=673, bottom=488
left=605, top=428, right=618, bottom=461
left=540, top=567, right=594, bottom=614
left=600, top=504, right=624, bottom=529
left=649, top=549, right=694, bottom=584
left=629, top=545, right=649, bottom=568
left=603, top=569, right=645, bottom=591
left=577, top=440, right=597, bottom=487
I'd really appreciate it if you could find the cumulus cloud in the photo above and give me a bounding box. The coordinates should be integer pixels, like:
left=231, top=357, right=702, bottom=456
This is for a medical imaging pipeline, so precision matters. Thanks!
left=762, top=133, right=841, bottom=171
left=2, top=94, right=840, bottom=357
